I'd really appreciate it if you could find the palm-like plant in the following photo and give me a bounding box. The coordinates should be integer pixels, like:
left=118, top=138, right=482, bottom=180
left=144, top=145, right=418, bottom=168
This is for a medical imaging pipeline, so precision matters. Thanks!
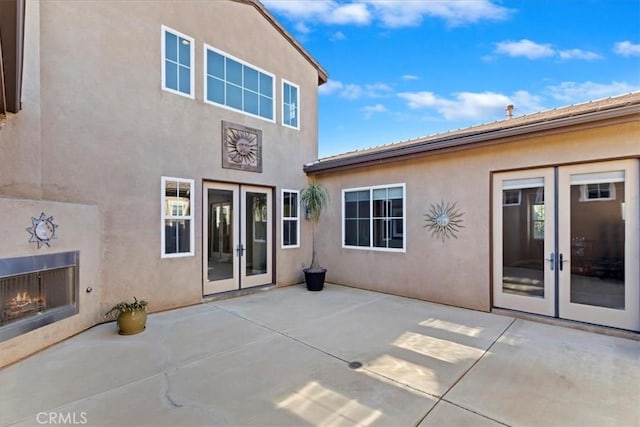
left=300, top=182, right=328, bottom=271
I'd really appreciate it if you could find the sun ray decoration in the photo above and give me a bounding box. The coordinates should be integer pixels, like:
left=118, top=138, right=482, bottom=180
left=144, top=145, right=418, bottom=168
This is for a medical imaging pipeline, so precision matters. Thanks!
left=226, top=128, right=258, bottom=166
left=222, top=121, right=262, bottom=172
left=424, top=201, right=464, bottom=242
left=26, top=212, right=58, bottom=248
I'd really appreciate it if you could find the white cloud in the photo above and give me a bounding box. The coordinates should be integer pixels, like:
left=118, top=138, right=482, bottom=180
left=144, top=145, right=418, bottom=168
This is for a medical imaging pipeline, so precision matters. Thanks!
left=613, top=41, right=640, bottom=57
left=262, top=0, right=371, bottom=26
left=398, top=90, right=544, bottom=121
left=402, top=74, right=419, bottom=81
left=363, top=0, right=512, bottom=28
left=263, top=0, right=511, bottom=29
left=495, top=39, right=554, bottom=59
left=342, top=84, right=364, bottom=100
left=327, top=3, right=371, bottom=25
left=495, top=39, right=602, bottom=61
left=362, top=103, right=387, bottom=118
left=319, top=80, right=392, bottom=99
left=547, top=81, right=640, bottom=103
left=330, top=31, right=347, bottom=41
left=558, top=49, right=601, bottom=60
left=318, top=80, right=344, bottom=96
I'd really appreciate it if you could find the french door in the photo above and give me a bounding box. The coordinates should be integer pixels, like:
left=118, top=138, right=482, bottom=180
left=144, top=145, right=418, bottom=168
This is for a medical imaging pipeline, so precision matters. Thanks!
left=203, top=182, right=272, bottom=295
left=493, top=160, right=639, bottom=331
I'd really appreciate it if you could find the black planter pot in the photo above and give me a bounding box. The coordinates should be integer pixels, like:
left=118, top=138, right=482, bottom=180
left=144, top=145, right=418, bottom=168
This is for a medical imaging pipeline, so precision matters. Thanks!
left=303, top=268, right=327, bottom=291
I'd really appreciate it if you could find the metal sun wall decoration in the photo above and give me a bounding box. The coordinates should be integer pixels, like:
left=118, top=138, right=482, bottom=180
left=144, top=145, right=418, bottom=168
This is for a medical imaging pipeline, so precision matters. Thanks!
left=222, top=121, right=262, bottom=173
left=26, top=212, right=58, bottom=248
left=424, top=200, right=464, bottom=242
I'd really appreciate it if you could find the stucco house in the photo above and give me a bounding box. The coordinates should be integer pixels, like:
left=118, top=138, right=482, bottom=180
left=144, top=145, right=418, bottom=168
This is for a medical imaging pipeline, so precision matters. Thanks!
left=0, top=0, right=327, bottom=366
left=306, top=92, right=639, bottom=332
left=1, top=0, right=638, bottom=368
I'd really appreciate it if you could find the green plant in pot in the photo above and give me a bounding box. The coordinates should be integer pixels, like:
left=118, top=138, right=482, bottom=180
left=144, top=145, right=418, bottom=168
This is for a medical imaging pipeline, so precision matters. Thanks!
left=105, top=297, right=149, bottom=335
left=300, top=181, right=328, bottom=291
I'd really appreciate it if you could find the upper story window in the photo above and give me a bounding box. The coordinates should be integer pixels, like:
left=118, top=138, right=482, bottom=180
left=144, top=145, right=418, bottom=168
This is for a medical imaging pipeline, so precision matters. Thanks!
left=503, top=189, right=521, bottom=206
left=161, top=26, right=194, bottom=98
left=204, top=45, right=275, bottom=121
left=161, top=177, right=195, bottom=258
left=282, top=190, right=300, bottom=248
left=282, top=80, right=299, bottom=129
left=343, top=184, right=405, bottom=252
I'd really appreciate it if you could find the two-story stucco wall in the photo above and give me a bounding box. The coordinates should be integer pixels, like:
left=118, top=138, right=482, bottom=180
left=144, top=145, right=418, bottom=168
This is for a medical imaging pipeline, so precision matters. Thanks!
left=311, top=118, right=639, bottom=312
left=0, top=0, right=41, bottom=199
left=36, top=0, right=322, bottom=313
left=1, top=0, right=104, bottom=367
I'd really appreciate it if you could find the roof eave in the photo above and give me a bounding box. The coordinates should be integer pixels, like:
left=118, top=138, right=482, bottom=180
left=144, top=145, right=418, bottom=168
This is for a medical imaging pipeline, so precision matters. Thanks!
left=304, top=104, right=640, bottom=174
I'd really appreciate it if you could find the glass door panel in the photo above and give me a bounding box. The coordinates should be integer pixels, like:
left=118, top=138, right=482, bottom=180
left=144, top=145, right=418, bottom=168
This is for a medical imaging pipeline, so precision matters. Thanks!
left=241, top=186, right=272, bottom=288
left=493, top=169, right=555, bottom=316
left=203, top=183, right=239, bottom=295
left=558, top=160, right=639, bottom=330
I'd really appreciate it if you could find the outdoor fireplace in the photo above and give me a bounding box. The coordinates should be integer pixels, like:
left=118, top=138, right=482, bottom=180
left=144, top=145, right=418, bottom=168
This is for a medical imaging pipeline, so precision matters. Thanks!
left=0, top=251, right=79, bottom=342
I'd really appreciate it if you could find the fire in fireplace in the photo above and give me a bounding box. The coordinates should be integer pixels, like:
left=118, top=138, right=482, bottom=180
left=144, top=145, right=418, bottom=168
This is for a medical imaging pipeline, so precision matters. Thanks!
left=0, top=251, right=79, bottom=342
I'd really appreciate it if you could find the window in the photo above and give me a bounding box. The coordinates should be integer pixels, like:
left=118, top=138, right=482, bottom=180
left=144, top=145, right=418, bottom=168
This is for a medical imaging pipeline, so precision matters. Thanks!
left=579, top=183, right=616, bottom=201
left=282, top=190, right=299, bottom=248
left=161, top=177, right=194, bottom=257
left=204, top=45, right=275, bottom=121
left=343, top=184, right=405, bottom=251
left=503, top=189, right=521, bottom=206
left=161, top=26, right=194, bottom=98
left=531, top=187, right=545, bottom=240
left=282, top=80, right=299, bottom=129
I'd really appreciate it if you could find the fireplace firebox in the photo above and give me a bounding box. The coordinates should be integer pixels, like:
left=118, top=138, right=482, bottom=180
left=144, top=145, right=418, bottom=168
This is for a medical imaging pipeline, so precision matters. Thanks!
left=0, top=251, right=79, bottom=342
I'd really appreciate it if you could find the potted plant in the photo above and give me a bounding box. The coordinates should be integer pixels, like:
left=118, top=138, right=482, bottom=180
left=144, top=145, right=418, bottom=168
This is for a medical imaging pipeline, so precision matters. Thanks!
left=300, top=181, right=328, bottom=291
left=105, top=297, right=149, bottom=335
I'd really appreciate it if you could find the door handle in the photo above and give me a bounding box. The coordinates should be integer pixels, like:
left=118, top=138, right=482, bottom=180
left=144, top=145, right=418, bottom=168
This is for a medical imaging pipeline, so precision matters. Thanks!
left=559, top=253, right=567, bottom=271
left=544, top=253, right=555, bottom=271
left=236, top=244, right=244, bottom=257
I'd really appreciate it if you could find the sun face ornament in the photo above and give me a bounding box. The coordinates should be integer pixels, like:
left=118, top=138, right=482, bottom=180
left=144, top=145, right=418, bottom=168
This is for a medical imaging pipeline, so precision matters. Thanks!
left=424, top=201, right=464, bottom=242
left=222, top=121, right=262, bottom=172
left=26, top=212, right=58, bottom=248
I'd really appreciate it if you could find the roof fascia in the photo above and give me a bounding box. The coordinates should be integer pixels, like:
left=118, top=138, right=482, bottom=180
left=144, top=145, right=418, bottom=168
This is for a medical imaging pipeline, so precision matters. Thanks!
left=304, top=104, right=640, bottom=174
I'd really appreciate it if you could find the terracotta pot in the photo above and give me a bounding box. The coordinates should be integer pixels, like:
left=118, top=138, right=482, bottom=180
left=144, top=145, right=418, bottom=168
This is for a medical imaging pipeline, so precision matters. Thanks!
left=116, top=309, right=147, bottom=335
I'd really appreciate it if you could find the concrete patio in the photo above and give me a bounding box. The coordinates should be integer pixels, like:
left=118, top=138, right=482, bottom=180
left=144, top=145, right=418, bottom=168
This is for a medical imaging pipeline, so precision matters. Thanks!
left=1, top=284, right=638, bottom=427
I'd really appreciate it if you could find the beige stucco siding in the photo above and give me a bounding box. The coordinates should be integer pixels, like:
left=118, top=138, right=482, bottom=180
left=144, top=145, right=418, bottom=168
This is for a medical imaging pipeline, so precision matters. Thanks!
left=313, top=119, right=639, bottom=312
left=0, top=0, right=322, bottom=366
left=31, top=0, right=320, bottom=313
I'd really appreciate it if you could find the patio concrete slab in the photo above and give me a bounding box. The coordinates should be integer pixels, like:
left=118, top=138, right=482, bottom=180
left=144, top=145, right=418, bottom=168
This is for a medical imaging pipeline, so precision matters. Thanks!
left=418, top=401, right=503, bottom=427
left=442, top=319, right=640, bottom=427
left=1, top=284, right=638, bottom=427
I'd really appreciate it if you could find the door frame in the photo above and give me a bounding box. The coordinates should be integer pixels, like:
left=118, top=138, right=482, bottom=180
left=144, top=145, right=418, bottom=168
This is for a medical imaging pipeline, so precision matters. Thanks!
left=202, top=181, right=274, bottom=296
left=492, top=167, right=556, bottom=316
left=557, top=159, right=639, bottom=330
left=492, top=159, right=639, bottom=331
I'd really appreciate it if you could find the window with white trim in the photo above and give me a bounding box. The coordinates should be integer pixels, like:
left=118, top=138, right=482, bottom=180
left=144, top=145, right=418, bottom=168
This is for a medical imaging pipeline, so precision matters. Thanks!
left=282, top=80, right=299, bottom=129
left=282, top=190, right=299, bottom=248
left=161, top=26, right=194, bottom=98
left=161, top=177, right=194, bottom=257
left=204, top=45, right=275, bottom=121
left=343, top=184, right=405, bottom=251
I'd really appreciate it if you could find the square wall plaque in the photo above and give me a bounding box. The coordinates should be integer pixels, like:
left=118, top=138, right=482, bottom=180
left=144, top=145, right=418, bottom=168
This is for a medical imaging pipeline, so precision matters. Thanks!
left=221, top=121, right=262, bottom=173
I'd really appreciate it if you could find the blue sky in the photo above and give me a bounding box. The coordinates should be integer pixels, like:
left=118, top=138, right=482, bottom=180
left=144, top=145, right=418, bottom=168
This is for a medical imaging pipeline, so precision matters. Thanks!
left=262, top=0, right=640, bottom=157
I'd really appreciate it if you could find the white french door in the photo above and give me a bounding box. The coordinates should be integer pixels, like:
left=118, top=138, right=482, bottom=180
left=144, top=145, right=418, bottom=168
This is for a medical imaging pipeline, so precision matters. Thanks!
left=493, top=160, right=639, bottom=331
left=203, top=182, right=272, bottom=295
